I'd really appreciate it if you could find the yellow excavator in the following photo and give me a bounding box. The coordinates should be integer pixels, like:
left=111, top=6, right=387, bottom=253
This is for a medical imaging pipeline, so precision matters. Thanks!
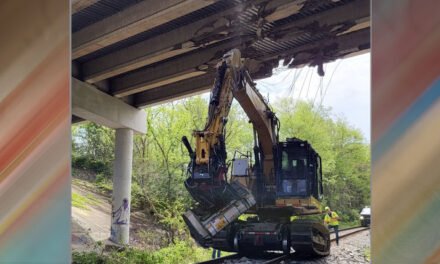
left=181, top=49, right=330, bottom=256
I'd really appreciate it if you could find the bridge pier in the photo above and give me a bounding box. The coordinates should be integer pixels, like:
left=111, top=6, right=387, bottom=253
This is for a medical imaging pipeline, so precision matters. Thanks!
left=72, top=78, right=146, bottom=246
left=110, top=128, right=134, bottom=244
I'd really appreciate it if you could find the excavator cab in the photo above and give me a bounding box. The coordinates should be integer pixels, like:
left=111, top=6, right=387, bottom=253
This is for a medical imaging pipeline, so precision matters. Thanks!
left=271, top=138, right=324, bottom=215
left=276, top=138, right=323, bottom=200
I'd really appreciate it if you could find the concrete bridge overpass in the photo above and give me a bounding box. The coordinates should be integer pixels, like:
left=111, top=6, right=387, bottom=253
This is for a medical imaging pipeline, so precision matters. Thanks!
left=71, top=0, right=370, bottom=245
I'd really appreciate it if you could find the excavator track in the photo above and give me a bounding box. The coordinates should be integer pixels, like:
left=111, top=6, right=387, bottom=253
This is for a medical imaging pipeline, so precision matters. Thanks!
left=198, top=227, right=369, bottom=264
left=207, top=219, right=329, bottom=258
left=289, top=220, right=330, bottom=256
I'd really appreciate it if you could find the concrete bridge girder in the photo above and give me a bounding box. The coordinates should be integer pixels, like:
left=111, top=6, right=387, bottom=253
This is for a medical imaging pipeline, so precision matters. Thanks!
left=72, top=77, right=146, bottom=133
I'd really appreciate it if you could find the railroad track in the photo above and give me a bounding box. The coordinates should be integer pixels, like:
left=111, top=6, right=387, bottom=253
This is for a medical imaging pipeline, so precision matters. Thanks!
left=197, top=253, right=241, bottom=264
left=197, top=226, right=369, bottom=264
left=331, top=226, right=369, bottom=241
left=197, top=253, right=290, bottom=264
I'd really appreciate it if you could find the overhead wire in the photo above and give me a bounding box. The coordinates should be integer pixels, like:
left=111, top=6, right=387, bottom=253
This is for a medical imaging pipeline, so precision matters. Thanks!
left=287, top=67, right=303, bottom=97
left=292, top=66, right=311, bottom=110
left=321, top=64, right=326, bottom=97
left=305, top=65, right=314, bottom=98
left=257, top=65, right=296, bottom=96
left=258, top=65, right=293, bottom=87
left=285, top=69, right=296, bottom=96
left=311, top=64, right=325, bottom=108
left=309, top=60, right=342, bottom=129
left=318, top=60, right=342, bottom=107
left=311, top=75, right=323, bottom=107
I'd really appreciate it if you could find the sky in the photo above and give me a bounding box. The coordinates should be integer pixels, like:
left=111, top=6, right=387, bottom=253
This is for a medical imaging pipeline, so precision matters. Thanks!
left=255, top=53, right=371, bottom=142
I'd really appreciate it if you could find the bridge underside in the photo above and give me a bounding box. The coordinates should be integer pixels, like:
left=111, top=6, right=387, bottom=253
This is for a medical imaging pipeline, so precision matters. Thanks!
left=72, top=0, right=370, bottom=109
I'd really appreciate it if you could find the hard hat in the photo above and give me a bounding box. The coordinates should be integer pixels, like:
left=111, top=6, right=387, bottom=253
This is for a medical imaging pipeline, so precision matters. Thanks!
left=325, top=206, right=330, bottom=210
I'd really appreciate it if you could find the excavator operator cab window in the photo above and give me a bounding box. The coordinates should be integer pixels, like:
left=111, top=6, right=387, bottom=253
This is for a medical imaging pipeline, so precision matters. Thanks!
left=316, top=155, right=323, bottom=199
left=278, top=148, right=310, bottom=197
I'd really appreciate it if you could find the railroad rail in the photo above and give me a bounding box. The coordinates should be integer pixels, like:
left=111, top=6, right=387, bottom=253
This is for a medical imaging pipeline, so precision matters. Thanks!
left=197, top=226, right=369, bottom=264
left=197, top=254, right=242, bottom=264
left=332, top=226, right=369, bottom=241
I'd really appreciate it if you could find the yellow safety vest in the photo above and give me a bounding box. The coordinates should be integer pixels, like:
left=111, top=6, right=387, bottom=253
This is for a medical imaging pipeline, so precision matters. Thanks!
left=324, top=211, right=339, bottom=226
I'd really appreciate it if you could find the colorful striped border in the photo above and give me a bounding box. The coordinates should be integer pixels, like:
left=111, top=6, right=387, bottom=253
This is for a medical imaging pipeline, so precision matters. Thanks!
left=372, top=1, right=440, bottom=263
left=0, top=1, right=70, bottom=263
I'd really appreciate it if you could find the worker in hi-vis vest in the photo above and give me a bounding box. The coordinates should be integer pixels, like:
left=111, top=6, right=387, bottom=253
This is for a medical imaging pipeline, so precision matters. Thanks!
left=324, top=206, right=340, bottom=245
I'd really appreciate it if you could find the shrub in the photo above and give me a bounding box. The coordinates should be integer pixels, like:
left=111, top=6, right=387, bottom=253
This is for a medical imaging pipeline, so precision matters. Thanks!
left=131, top=182, right=146, bottom=210
left=88, top=160, right=112, bottom=175
left=95, top=173, right=106, bottom=184
left=72, top=155, right=112, bottom=176
left=72, top=241, right=212, bottom=264
left=72, top=156, right=89, bottom=170
left=72, top=252, right=107, bottom=264
left=96, top=180, right=113, bottom=196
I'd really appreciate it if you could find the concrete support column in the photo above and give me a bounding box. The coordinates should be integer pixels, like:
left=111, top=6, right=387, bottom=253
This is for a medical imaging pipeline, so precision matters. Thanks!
left=110, top=128, right=133, bottom=244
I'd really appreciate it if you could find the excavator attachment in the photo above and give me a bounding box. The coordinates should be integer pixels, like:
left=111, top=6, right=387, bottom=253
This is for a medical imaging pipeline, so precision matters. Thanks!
left=182, top=180, right=256, bottom=247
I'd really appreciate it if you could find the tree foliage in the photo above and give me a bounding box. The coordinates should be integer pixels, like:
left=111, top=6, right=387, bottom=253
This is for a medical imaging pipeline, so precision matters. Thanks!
left=72, top=123, right=114, bottom=177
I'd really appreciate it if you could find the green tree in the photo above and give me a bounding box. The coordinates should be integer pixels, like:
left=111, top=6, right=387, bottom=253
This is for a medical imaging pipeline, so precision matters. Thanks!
left=72, top=122, right=114, bottom=176
left=275, top=98, right=370, bottom=220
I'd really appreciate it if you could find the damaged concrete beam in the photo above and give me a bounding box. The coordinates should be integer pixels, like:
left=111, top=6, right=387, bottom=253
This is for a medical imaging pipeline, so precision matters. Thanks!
left=284, top=28, right=370, bottom=68
left=263, top=0, right=306, bottom=22
left=268, top=0, right=369, bottom=41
